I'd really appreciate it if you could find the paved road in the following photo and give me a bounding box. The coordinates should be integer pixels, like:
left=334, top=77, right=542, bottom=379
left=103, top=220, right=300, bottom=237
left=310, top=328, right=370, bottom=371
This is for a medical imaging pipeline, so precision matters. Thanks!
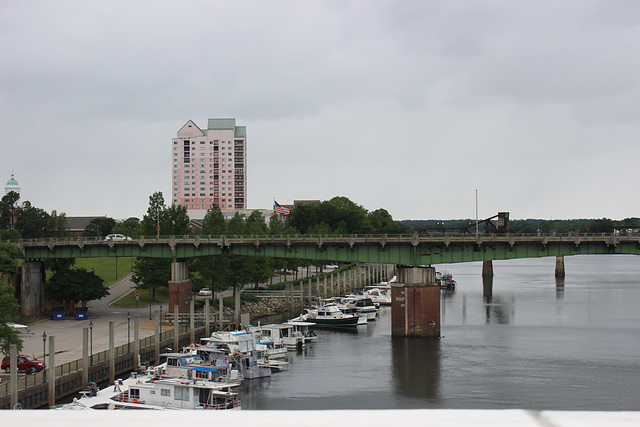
left=11, top=275, right=156, bottom=369
left=7, top=266, right=333, bottom=373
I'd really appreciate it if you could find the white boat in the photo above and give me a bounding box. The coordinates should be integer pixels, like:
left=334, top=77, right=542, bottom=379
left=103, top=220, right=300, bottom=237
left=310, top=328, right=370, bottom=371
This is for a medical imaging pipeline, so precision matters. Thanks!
left=254, top=337, right=288, bottom=359
left=339, top=295, right=378, bottom=321
left=300, top=303, right=360, bottom=327
left=255, top=353, right=290, bottom=371
left=436, top=271, right=457, bottom=290
left=157, top=352, right=237, bottom=382
left=284, top=321, right=318, bottom=343
left=364, top=287, right=391, bottom=305
left=190, top=335, right=272, bottom=380
left=251, top=323, right=305, bottom=350
left=61, top=372, right=240, bottom=410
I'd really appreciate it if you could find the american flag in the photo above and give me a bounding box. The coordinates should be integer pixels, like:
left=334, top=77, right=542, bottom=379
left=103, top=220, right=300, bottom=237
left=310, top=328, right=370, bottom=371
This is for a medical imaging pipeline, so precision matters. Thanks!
left=274, top=201, right=290, bottom=215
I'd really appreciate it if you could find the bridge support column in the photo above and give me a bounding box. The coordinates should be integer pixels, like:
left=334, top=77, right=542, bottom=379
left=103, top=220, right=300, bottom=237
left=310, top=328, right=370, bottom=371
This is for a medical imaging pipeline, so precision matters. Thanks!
left=20, top=261, right=44, bottom=316
left=168, top=261, right=193, bottom=313
left=391, top=266, right=440, bottom=338
left=555, top=256, right=566, bottom=278
left=482, top=260, right=494, bottom=278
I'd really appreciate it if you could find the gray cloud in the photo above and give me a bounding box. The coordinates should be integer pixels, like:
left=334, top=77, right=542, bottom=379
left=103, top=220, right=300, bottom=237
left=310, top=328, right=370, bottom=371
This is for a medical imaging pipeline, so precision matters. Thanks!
left=1, top=0, right=638, bottom=221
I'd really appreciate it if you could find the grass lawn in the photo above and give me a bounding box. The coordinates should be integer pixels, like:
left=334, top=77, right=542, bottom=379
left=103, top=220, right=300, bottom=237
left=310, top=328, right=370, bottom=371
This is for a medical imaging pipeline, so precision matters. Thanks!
left=74, top=257, right=134, bottom=285
left=73, top=257, right=169, bottom=308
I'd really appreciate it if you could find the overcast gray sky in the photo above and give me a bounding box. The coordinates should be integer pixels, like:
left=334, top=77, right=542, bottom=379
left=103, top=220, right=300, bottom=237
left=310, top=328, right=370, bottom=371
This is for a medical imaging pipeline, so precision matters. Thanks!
left=1, top=1, right=638, bottom=222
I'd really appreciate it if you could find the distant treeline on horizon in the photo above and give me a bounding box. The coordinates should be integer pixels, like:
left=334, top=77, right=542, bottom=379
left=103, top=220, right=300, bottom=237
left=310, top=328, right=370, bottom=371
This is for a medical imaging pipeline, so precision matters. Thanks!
left=401, top=217, right=640, bottom=234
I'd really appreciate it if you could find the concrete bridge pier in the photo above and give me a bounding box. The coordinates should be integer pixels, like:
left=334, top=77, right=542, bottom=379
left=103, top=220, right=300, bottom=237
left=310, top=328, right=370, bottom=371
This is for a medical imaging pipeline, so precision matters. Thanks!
left=391, top=266, right=440, bottom=338
left=482, top=260, right=494, bottom=278
left=168, top=260, right=193, bottom=313
left=20, top=261, right=44, bottom=316
left=482, top=276, right=493, bottom=303
left=555, top=256, right=566, bottom=278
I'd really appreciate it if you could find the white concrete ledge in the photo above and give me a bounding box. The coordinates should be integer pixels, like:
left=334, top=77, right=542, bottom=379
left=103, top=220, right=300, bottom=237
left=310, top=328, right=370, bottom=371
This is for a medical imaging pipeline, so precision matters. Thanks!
left=4, top=410, right=640, bottom=426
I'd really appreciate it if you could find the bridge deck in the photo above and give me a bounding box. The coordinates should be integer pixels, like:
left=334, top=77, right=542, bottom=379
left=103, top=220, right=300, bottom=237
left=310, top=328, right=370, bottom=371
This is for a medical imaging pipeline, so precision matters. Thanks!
left=8, top=233, right=639, bottom=265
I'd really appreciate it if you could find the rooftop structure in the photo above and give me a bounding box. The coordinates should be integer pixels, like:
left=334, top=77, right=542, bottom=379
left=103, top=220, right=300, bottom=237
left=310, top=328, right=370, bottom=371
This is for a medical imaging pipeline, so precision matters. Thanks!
left=5, top=173, right=19, bottom=195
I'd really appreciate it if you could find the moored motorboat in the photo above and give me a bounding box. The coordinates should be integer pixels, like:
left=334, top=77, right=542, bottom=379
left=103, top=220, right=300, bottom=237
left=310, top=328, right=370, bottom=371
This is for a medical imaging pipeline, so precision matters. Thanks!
left=59, top=371, right=241, bottom=410
left=300, top=303, right=360, bottom=327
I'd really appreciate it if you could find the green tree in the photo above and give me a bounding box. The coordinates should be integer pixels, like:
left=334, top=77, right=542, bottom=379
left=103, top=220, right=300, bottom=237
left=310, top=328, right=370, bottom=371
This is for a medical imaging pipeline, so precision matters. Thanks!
left=0, top=243, right=20, bottom=279
left=0, top=283, right=22, bottom=354
left=246, top=211, right=267, bottom=235
left=50, top=211, right=69, bottom=238
left=45, top=267, right=109, bottom=313
left=367, top=208, right=411, bottom=234
left=131, top=258, right=171, bottom=302
left=133, top=193, right=191, bottom=301
left=248, top=256, right=275, bottom=289
left=15, top=201, right=51, bottom=238
left=141, top=192, right=166, bottom=236
left=113, top=217, right=140, bottom=237
left=589, top=218, right=615, bottom=233
left=0, top=191, right=20, bottom=230
left=0, top=242, right=22, bottom=353
left=163, top=204, right=191, bottom=236
left=286, top=203, right=318, bottom=234
left=226, top=212, right=247, bottom=235
left=268, top=213, right=286, bottom=235
left=202, top=205, right=226, bottom=235
left=82, top=217, right=117, bottom=237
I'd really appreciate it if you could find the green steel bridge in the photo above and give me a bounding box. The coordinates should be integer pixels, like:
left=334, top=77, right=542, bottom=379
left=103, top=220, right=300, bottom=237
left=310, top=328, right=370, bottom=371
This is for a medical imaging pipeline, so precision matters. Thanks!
left=14, top=233, right=640, bottom=265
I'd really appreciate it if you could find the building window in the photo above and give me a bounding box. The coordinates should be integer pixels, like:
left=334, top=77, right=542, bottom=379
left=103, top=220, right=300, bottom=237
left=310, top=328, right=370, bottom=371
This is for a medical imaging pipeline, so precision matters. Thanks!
left=161, top=389, right=170, bottom=397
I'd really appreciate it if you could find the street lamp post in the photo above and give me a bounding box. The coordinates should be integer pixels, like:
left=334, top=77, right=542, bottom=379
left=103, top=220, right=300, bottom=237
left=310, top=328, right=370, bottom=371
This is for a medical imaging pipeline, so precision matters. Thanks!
left=42, top=331, right=47, bottom=380
left=89, top=320, right=93, bottom=366
left=127, top=312, right=131, bottom=353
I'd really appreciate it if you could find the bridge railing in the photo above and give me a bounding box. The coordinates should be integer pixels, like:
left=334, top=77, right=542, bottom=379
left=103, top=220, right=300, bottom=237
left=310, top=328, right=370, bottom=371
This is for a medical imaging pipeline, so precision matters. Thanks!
left=4, top=230, right=639, bottom=246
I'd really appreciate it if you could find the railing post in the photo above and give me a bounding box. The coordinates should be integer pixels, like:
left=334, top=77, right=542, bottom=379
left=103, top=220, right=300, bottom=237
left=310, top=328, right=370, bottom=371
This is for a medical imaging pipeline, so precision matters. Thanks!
left=190, top=297, right=195, bottom=343
left=109, top=321, right=115, bottom=385
left=134, top=315, right=140, bottom=370
left=48, top=336, right=55, bottom=408
left=82, top=328, right=89, bottom=387
left=10, top=344, right=17, bottom=409
left=174, top=305, right=179, bottom=351
left=154, top=312, right=160, bottom=365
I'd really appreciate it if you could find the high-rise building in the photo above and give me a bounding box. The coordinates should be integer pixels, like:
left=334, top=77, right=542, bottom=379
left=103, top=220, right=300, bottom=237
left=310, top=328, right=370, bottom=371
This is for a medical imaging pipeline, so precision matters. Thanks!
left=172, top=118, right=247, bottom=211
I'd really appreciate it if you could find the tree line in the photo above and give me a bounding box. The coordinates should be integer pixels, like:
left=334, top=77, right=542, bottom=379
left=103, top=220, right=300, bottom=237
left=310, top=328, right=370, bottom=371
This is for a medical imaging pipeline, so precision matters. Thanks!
left=402, top=217, right=640, bottom=234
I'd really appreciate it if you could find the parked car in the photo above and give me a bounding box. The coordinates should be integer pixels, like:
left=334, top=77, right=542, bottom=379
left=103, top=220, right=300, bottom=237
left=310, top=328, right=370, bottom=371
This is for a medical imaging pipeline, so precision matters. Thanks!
left=2, top=355, right=45, bottom=374
left=198, top=288, right=213, bottom=296
left=104, top=234, right=132, bottom=241
left=323, top=264, right=339, bottom=270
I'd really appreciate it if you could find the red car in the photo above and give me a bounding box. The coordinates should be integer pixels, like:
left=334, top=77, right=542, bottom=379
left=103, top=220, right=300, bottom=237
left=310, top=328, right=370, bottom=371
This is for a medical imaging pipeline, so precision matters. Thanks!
left=2, top=355, right=45, bottom=374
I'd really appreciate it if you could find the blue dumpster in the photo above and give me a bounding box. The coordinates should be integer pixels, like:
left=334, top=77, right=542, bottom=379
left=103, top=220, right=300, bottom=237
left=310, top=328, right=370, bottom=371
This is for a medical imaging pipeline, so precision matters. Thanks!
left=52, top=307, right=66, bottom=320
left=75, top=307, right=88, bottom=320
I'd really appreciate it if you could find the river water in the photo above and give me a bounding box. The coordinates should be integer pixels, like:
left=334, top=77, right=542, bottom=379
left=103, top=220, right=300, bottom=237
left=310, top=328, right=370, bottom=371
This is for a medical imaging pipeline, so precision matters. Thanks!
left=241, top=255, right=640, bottom=411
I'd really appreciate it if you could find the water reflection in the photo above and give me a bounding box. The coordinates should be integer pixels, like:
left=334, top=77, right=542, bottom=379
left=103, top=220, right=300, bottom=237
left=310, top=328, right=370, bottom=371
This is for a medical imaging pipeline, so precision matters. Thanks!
left=482, top=276, right=514, bottom=324
left=556, top=277, right=565, bottom=300
left=391, top=336, right=440, bottom=400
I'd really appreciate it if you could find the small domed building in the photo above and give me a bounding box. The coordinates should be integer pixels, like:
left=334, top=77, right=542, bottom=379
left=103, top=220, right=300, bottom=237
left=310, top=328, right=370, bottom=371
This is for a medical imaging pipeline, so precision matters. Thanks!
left=5, top=173, right=20, bottom=195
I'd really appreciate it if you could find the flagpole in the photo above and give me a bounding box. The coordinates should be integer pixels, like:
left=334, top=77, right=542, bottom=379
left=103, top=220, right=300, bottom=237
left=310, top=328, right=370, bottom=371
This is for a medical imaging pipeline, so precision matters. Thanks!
left=475, top=189, right=479, bottom=237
